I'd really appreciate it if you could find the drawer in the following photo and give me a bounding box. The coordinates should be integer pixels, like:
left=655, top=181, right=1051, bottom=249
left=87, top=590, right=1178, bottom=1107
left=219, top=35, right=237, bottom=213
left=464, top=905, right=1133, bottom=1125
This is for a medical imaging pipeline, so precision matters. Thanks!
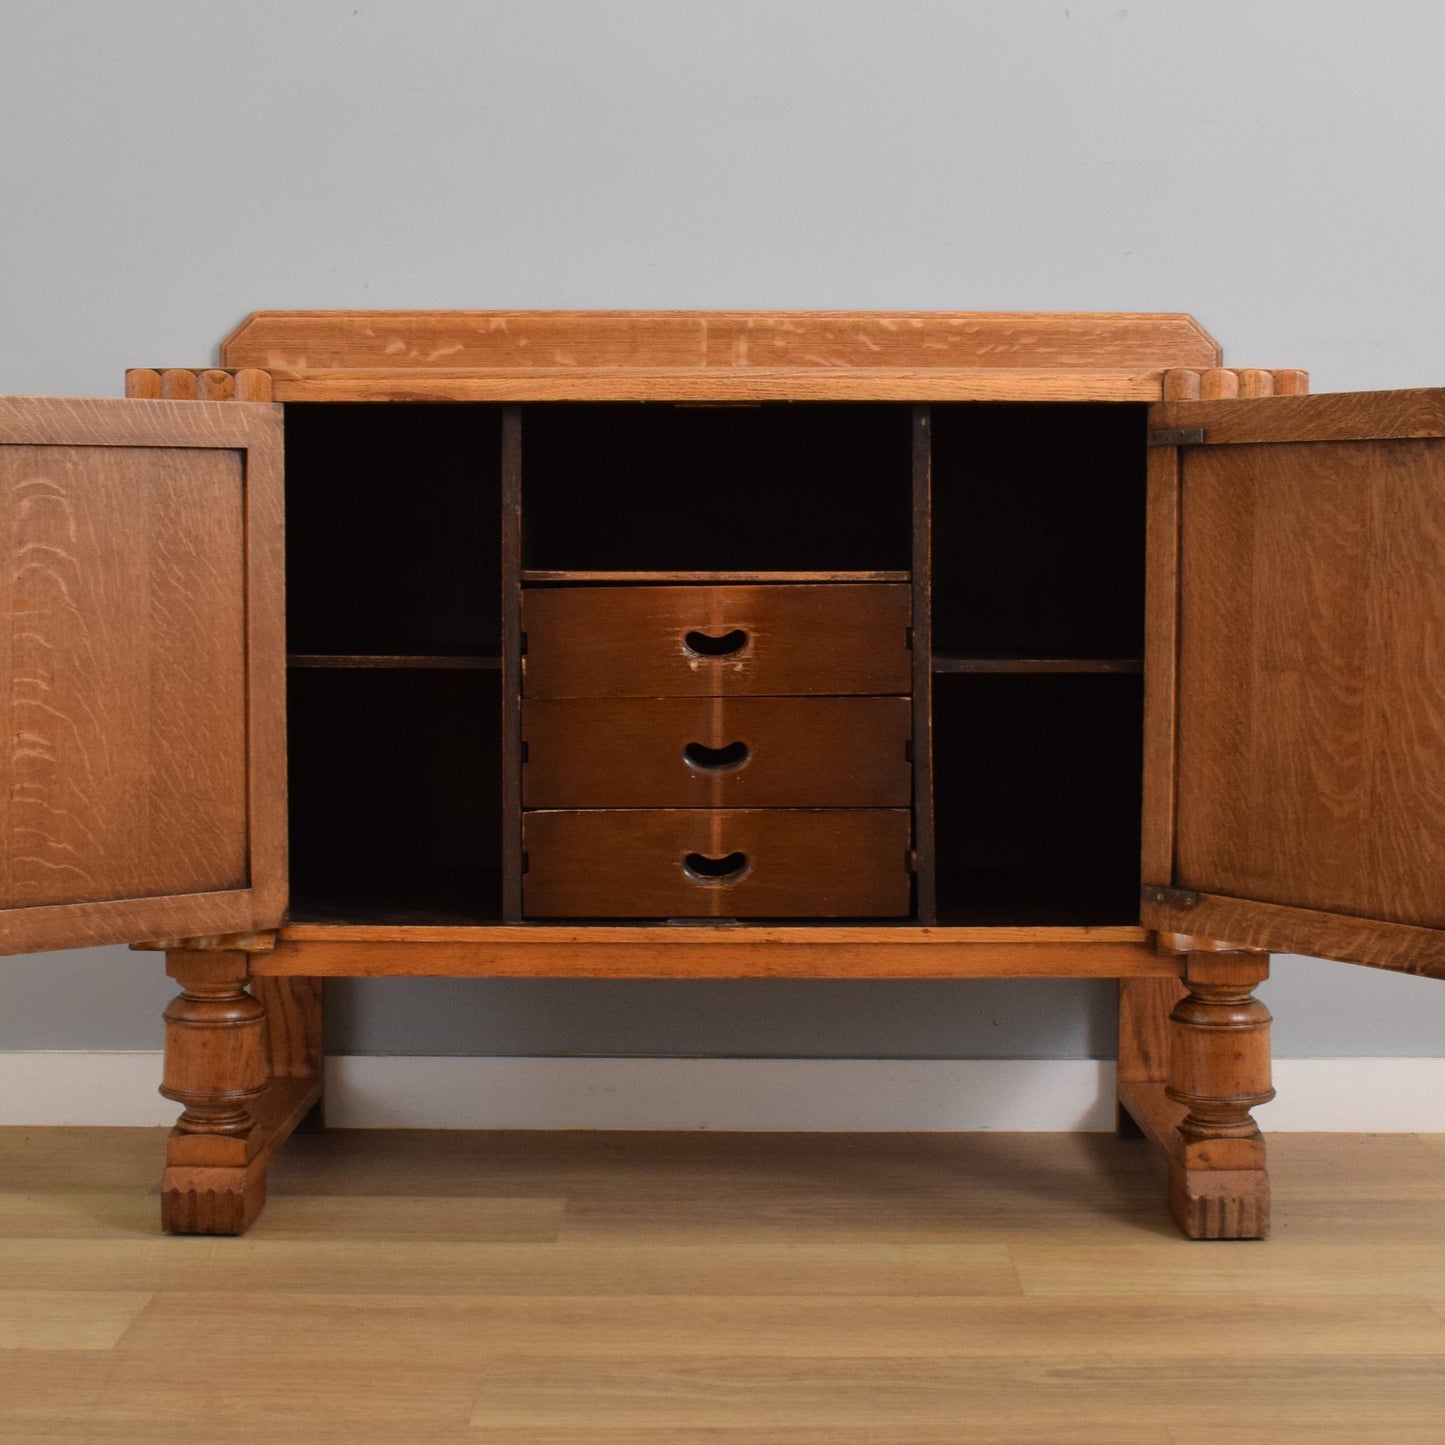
left=523, top=809, right=912, bottom=918
left=522, top=584, right=911, bottom=698
left=523, top=696, right=912, bottom=808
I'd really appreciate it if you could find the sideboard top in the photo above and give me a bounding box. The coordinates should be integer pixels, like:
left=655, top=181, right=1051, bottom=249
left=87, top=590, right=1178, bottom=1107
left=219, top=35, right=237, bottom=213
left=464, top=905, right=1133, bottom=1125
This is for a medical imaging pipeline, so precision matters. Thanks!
left=221, top=310, right=1222, bottom=373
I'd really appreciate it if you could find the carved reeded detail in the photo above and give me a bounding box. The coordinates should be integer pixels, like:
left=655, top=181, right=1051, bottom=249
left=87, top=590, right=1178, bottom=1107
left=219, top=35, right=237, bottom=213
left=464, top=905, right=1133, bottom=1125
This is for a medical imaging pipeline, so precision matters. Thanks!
left=160, top=952, right=268, bottom=1138
left=125, top=367, right=273, bottom=402
left=1162, top=367, right=1309, bottom=401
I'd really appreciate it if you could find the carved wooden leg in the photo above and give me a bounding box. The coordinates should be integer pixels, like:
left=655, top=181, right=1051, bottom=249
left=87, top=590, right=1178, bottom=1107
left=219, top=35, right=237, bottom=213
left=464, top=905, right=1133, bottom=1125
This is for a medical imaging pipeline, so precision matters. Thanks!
left=1164, top=946, right=1275, bottom=1239
left=159, top=949, right=270, bottom=1234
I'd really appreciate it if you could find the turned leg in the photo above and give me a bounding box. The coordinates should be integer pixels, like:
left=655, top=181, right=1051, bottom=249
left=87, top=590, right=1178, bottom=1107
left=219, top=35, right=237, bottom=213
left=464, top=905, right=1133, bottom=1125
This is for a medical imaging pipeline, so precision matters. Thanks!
left=159, top=949, right=270, bottom=1234
left=1164, top=945, right=1275, bottom=1239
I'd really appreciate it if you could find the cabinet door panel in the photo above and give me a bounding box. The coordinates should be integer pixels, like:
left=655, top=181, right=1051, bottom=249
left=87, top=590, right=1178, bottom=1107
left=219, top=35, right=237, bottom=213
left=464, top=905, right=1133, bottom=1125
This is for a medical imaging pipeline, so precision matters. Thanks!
left=1141, top=389, right=1445, bottom=977
left=0, top=396, right=285, bottom=954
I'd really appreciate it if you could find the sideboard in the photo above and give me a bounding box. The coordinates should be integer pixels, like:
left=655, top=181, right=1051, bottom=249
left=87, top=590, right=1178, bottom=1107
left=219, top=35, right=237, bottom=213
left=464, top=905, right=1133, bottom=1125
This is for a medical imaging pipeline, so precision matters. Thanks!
left=1, top=310, right=1440, bottom=1238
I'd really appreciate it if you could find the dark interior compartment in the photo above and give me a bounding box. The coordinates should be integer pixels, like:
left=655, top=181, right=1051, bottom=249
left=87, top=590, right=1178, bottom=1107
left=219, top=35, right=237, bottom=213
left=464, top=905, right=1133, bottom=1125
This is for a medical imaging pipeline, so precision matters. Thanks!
left=520, top=402, right=913, bottom=573
left=932, top=673, right=1143, bottom=924
left=284, top=403, right=503, bottom=657
left=286, top=668, right=502, bottom=924
left=930, top=403, right=1146, bottom=660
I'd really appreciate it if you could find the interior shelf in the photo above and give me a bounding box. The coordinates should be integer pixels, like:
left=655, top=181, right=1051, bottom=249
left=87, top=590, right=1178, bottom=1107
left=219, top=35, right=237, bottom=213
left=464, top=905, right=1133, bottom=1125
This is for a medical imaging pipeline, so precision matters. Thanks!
left=279, top=396, right=1150, bottom=930
left=521, top=570, right=910, bottom=584
left=288, top=654, right=502, bottom=670
left=286, top=638, right=504, bottom=926
left=931, top=656, right=1142, bottom=675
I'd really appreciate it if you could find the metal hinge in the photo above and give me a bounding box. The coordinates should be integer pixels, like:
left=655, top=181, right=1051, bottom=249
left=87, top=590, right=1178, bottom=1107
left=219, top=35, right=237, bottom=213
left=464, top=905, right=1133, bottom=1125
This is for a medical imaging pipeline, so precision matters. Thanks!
left=1141, top=884, right=1200, bottom=910
left=1147, top=428, right=1206, bottom=447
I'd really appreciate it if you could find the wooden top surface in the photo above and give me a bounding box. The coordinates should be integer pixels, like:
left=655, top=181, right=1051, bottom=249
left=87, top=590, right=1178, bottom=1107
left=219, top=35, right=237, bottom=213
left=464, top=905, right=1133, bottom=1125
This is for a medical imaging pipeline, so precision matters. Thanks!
left=221, top=309, right=1222, bottom=373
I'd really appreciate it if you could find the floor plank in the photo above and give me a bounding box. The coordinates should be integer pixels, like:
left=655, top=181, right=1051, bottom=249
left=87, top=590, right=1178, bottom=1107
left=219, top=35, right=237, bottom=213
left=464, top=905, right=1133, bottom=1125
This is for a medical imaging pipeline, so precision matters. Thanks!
left=0, top=1128, right=1441, bottom=1439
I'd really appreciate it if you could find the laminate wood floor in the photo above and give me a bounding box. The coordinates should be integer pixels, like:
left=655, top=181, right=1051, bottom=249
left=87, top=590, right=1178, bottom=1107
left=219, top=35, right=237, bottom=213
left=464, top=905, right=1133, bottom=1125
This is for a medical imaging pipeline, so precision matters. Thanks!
left=1, top=1126, right=1443, bottom=1442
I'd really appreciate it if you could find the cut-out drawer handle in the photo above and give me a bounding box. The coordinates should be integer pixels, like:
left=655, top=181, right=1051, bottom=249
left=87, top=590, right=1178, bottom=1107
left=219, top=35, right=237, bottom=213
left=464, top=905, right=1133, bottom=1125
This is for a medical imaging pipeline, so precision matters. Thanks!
left=683, top=740, right=751, bottom=773
left=683, top=851, right=751, bottom=884
left=684, top=627, right=749, bottom=658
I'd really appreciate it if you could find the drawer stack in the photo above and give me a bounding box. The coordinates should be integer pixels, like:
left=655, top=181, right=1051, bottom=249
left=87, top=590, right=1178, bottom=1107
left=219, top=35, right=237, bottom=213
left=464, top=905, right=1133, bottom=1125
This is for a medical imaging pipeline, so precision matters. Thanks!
left=521, top=583, right=914, bottom=918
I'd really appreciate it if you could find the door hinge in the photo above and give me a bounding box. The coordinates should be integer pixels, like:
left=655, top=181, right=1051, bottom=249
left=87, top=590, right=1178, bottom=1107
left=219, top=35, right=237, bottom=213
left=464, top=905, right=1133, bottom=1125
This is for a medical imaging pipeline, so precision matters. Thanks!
left=1141, top=884, right=1200, bottom=910
left=1147, top=428, right=1206, bottom=447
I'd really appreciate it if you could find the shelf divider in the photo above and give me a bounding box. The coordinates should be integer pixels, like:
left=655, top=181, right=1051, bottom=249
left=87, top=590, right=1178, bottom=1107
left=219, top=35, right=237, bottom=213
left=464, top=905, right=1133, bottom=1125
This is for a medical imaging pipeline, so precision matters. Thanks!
left=500, top=406, right=525, bottom=923
left=911, top=405, right=937, bottom=925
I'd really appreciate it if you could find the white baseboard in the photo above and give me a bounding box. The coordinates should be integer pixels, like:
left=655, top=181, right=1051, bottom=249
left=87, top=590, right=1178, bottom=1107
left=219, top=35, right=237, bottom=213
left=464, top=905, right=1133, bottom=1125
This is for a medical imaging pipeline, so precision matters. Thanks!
left=1, top=1052, right=1442, bottom=1131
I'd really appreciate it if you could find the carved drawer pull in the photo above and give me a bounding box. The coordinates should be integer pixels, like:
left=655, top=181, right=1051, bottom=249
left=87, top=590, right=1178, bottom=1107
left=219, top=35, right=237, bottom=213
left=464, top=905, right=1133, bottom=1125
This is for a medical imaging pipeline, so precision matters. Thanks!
left=683, top=627, right=749, bottom=657
left=682, top=851, right=751, bottom=884
left=682, top=740, right=751, bottom=773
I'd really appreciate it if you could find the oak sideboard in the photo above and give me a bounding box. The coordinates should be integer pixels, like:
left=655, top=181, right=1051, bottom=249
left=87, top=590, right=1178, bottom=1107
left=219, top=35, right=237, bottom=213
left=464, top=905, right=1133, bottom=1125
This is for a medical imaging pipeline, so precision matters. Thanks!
left=1, top=310, right=1440, bottom=1238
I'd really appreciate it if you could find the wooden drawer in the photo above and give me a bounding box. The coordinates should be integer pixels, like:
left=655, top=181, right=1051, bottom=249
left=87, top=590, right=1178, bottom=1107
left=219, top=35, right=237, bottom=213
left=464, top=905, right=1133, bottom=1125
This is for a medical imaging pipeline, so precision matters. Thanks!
left=522, top=584, right=911, bottom=698
left=523, top=809, right=912, bottom=918
left=523, top=696, right=912, bottom=808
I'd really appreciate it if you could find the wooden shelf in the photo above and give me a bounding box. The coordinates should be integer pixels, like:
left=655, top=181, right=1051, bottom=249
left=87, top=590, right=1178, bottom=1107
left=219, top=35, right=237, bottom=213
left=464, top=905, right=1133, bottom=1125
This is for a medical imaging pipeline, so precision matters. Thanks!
left=932, top=657, right=1143, bottom=675
left=521, top=570, right=910, bottom=584
left=287, top=654, right=502, bottom=670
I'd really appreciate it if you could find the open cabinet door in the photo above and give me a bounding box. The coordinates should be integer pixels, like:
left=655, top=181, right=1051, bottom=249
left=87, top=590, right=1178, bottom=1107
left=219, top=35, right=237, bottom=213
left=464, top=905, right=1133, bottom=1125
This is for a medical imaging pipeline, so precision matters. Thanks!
left=1141, top=389, right=1445, bottom=977
left=0, top=396, right=286, bottom=955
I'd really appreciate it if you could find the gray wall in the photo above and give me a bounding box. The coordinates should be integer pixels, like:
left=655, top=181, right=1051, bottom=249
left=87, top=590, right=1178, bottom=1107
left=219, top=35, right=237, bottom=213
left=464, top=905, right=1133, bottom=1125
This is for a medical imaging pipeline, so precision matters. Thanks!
left=2, top=0, right=1443, bottom=1061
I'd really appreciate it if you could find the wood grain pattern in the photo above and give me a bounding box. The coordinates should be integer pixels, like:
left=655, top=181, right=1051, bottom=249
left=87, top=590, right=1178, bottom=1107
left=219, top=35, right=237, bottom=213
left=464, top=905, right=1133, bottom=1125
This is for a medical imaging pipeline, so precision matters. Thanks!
left=252, top=976, right=324, bottom=1080
left=523, top=697, right=912, bottom=808
left=126, top=368, right=274, bottom=403
left=1141, top=892, right=1445, bottom=979
left=221, top=309, right=1222, bottom=371
left=1153, top=386, right=1445, bottom=446
left=1161, top=368, right=1309, bottom=404
left=1140, top=441, right=1182, bottom=885
left=0, top=396, right=287, bottom=955
left=5, top=1129, right=1445, bottom=1437
left=523, top=584, right=911, bottom=699
left=1116, top=977, right=1186, bottom=1086
left=260, top=928, right=1162, bottom=978
left=523, top=809, right=912, bottom=919
left=260, top=366, right=1173, bottom=404
left=1163, top=427, right=1445, bottom=972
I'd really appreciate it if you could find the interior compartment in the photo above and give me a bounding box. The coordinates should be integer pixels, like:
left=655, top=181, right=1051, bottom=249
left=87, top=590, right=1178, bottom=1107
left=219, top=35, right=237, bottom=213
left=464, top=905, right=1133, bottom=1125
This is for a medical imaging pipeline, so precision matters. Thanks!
left=286, top=668, right=502, bottom=924
left=930, top=403, right=1146, bottom=661
left=932, top=673, right=1143, bottom=924
left=519, top=403, right=913, bottom=573
left=284, top=403, right=503, bottom=657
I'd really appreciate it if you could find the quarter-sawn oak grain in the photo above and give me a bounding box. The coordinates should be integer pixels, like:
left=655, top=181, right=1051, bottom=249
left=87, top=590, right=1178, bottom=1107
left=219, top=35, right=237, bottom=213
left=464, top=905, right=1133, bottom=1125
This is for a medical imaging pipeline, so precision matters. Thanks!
left=0, top=396, right=286, bottom=956
left=523, top=696, right=912, bottom=808
left=523, top=584, right=911, bottom=699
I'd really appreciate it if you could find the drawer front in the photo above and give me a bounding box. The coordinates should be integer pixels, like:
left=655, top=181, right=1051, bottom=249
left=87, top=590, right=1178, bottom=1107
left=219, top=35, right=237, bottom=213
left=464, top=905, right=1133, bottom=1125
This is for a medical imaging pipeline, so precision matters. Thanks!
left=523, top=696, right=912, bottom=808
left=522, top=584, right=911, bottom=698
left=523, top=809, right=912, bottom=918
